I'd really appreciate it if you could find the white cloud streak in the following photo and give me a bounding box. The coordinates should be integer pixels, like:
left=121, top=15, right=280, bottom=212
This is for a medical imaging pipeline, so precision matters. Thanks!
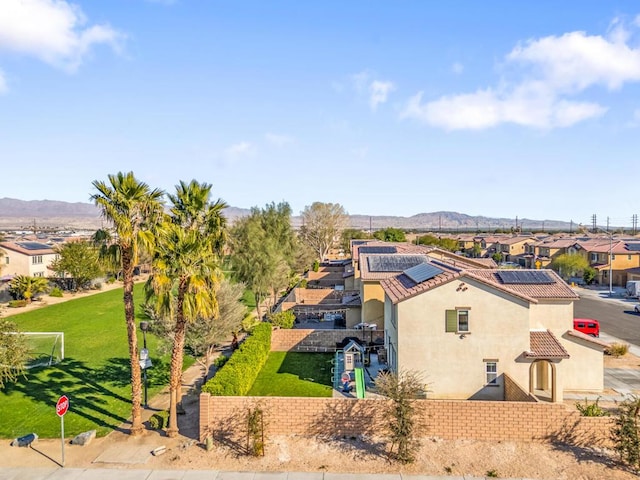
left=225, top=142, right=253, bottom=158
left=0, top=0, right=125, bottom=72
left=402, top=18, right=640, bottom=130
left=265, top=133, right=294, bottom=147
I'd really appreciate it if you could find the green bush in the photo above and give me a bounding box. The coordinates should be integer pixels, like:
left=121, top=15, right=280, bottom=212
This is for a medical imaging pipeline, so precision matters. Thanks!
left=8, top=300, right=28, bottom=308
left=92, top=283, right=102, bottom=290
left=213, top=355, right=228, bottom=368
left=49, top=287, right=64, bottom=298
left=149, top=410, right=169, bottom=430
left=312, top=260, right=319, bottom=272
left=268, top=310, right=295, bottom=329
left=202, top=323, right=272, bottom=396
left=576, top=397, right=608, bottom=417
left=241, top=314, right=260, bottom=332
left=299, top=279, right=308, bottom=288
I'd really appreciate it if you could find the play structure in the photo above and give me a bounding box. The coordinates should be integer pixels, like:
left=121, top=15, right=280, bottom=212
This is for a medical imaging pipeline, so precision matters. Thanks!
left=332, top=337, right=386, bottom=398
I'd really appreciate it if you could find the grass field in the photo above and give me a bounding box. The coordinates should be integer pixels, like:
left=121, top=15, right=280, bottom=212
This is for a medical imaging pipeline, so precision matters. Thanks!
left=247, top=352, right=333, bottom=397
left=0, top=284, right=190, bottom=438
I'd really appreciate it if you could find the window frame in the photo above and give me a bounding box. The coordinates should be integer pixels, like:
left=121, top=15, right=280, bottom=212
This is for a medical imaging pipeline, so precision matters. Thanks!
left=485, top=360, right=498, bottom=386
left=446, top=307, right=471, bottom=334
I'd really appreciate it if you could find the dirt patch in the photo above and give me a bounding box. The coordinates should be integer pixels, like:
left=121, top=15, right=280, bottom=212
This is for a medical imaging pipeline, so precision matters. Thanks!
left=605, top=352, right=640, bottom=369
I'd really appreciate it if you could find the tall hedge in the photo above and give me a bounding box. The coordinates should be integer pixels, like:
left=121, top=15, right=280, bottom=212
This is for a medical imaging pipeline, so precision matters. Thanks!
left=202, top=322, right=272, bottom=396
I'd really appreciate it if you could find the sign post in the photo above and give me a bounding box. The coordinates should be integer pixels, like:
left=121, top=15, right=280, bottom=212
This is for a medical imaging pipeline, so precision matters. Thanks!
left=56, top=395, right=69, bottom=467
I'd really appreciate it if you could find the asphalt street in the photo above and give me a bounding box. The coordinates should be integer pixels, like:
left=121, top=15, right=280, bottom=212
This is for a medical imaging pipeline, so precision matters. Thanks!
left=574, top=295, right=640, bottom=345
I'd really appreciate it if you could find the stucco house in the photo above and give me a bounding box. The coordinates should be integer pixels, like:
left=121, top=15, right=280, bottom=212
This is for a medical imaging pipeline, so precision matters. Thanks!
left=380, top=261, right=606, bottom=403
left=0, top=241, right=58, bottom=278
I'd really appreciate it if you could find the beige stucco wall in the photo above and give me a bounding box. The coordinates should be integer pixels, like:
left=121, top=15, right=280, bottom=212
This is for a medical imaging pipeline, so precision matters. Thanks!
left=393, top=277, right=532, bottom=400
left=559, top=333, right=604, bottom=392
left=3, top=251, right=57, bottom=277
left=361, top=281, right=385, bottom=327
left=529, top=301, right=574, bottom=334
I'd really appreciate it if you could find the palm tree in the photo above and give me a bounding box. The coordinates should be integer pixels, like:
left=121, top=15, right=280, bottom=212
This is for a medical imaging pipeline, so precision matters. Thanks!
left=91, top=172, right=164, bottom=436
left=146, top=180, right=227, bottom=437
left=8, top=275, right=49, bottom=302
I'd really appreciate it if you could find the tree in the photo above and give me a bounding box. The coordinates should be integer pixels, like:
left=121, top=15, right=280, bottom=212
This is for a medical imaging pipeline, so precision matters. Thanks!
left=417, top=234, right=458, bottom=252
left=340, top=228, right=370, bottom=254
left=230, top=202, right=298, bottom=318
left=91, top=171, right=165, bottom=436
left=373, top=228, right=406, bottom=243
left=375, top=370, right=427, bottom=464
left=0, top=320, right=30, bottom=388
left=472, top=243, right=482, bottom=258
left=550, top=253, right=589, bottom=279
left=8, top=275, right=49, bottom=302
left=299, top=202, right=348, bottom=261
left=583, top=266, right=597, bottom=285
left=146, top=179, right=227, bottom=437
left=50, top=240, right=104, bottom=291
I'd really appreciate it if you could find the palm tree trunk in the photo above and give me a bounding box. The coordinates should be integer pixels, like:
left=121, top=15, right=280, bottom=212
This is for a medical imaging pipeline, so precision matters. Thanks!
left=123, top=249, right=144, bottom=436
left=167, top=282, right=188, bottom=438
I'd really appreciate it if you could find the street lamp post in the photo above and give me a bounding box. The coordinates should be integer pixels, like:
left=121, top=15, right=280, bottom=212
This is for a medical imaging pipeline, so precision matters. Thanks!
left=140, top=321, right=150, bottom=409
left=595, top=227, right=614, bottom=297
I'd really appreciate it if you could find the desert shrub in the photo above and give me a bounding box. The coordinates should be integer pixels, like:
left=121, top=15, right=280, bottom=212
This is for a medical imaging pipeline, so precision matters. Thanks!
left=486, top=470, right=499, bottom=478
left=49, top=287, right=64, bottom=298
left=312, top=260, right=319, bottom=272
left=268, top=310, right=295, bottom=329
left=246, top=404, right=266, bottom=456
left=576, top=397, right=608, bottom=417
left=299, top=279, right=308, bottom=288
left=107, top=276, right=116, bottom=284
left=92, top=282, right=102, bottom=290
left=612, top=395, right=640, bottom=470
left=149, top=410, right=169, bottom=430
left=202, top=322, right=272, bottom=396
left=606, top=343, right=630, bottom=357
left=8, top=300, right=28, bottom=308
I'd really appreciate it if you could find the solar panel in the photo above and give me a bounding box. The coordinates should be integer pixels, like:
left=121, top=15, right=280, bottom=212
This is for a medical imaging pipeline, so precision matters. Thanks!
left=367, top=255, right=427, bottom=272
left=626, top=243, right=640, bottom=252
left=497, top=270, right=554, bottom=284
left=403, top=262, right=444, bottom=284
left=16, top=241, right=51, bottom=250
left=358, top=246, right=397, bottom=255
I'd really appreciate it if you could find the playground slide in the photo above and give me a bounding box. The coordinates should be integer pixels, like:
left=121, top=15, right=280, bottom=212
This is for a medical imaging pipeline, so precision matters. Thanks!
left=355, top=367, right=365, bottom=399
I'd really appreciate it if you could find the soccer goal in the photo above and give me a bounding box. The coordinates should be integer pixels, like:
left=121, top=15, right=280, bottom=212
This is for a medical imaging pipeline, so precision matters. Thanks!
left=19, top=332, right=65, bottom=369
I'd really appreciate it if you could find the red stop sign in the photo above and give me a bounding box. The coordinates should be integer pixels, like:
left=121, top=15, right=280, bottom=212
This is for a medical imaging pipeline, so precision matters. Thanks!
left=56, top=395, right=69, bottom=417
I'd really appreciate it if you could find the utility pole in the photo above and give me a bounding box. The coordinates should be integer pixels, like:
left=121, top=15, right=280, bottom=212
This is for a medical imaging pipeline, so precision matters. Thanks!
left=570, top=220, right=573, bottom=234
left=632, top=214, right=638, bottom=235
left=591, top=214, right=597, bottom=233
left=606, top=216, right=610, bottom=232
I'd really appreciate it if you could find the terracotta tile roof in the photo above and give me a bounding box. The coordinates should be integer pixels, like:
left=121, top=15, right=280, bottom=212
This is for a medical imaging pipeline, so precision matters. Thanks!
left=423, top=248, right=494, bottom=269
left=564, top=329, right=609, bottom=348
left=525, top=330, right=570, bottom=359
left=536, top=238, right=578, bottom=249
left=464, top=269, right=579, bottom=301
left=498, top=236, right=537, bottom=245
left=380, top=261, right=463, bottom=304
left=470, top=258, right=499, bottom=268
left=0, top=241, right=55, bottom=256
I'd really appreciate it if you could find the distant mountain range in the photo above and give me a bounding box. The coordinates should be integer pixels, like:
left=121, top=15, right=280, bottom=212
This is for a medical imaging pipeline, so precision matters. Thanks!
left=0, top=198, right=574, bottom=231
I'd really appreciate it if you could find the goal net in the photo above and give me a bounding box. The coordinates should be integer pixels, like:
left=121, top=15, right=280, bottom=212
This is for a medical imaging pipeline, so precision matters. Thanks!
left=20, top=332, right=65, bottom=369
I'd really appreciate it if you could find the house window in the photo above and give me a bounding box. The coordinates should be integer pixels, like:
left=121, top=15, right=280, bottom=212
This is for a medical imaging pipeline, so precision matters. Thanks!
left=612, top=254, right=616, bottom=260
left=629, top=255, right=632, bottom=261
left=34, top=272, right=44, bottom=277
left=32, top=255, right=43, bottom=265
left=591, top=253, right=598, bottom=262
left=446, top=308, right=470, bottom=333
left=4, top=257, right=8, bottom=264
left=485, top=361, right=498, bottom=385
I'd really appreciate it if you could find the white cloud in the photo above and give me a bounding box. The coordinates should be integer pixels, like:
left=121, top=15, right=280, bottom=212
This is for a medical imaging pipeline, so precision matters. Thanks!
left=0, top=0, right=125, bottom=72
left=452, top=62, right=464, bottom=74
left=349, top=70, right=395, bottom=110
left=369, top=80, right=395, bottom=110
left=265, top=133, right=294, bottom=147
left=225, top=142, right=254, bottom=158
left=0, top=69, right=7, bottom=94
left=402, top=18, right=640, bottom=130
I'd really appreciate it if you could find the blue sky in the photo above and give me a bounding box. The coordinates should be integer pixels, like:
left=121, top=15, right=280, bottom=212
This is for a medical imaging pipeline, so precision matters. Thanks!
left=1, top=1, right=640, bottom=227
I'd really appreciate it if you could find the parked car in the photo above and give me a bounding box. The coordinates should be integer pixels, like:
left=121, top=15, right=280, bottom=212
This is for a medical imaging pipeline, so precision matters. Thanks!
left=354, top=322, right=377, bottom=330
left=635, top=304, right=640, bottom=314
left=573, top=318, right=600, bottom=337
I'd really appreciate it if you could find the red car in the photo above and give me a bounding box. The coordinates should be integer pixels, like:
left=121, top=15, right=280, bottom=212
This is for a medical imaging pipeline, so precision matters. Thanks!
left=573, top=318, right=600, bottom=337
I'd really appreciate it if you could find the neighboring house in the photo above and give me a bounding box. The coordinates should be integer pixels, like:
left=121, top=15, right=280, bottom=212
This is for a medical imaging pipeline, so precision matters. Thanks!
left=494, top=236, right=537, bottom=264
left=574, top=239, right=640, bottom=286
left=522, top=238, right=577, bottom=269
left=0, top=241, right=58, bottom=278
left=380, top=263, right=606, bottom=403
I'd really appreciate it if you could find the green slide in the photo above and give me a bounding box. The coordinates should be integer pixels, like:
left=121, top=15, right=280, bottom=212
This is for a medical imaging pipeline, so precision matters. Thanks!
left=355, top=367, right=365, bottom=399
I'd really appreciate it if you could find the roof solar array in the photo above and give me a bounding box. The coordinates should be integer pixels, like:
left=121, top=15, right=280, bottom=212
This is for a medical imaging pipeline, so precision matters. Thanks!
left=358, top=246, right=397, bottom=255
left=497, top=270, right=554, bottom=284
left=16, top=241, right=51, bottom=250
left=403, top=262, right=444, bottom=284
left=367, top=255, right=427, bottom=272
left=626, top=243, right=640, bottom=252
left=351, top=240, right=369, bottom=246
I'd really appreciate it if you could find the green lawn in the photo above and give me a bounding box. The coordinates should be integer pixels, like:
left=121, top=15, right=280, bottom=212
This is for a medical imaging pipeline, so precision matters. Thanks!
left=0, top=284, right=190, bottom=438
left=248, top=352, right=333, bottom=397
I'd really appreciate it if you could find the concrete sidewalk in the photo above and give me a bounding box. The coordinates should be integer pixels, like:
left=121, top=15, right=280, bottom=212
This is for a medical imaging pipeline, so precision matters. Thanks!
left=0, top=467, right=543, bottom=479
